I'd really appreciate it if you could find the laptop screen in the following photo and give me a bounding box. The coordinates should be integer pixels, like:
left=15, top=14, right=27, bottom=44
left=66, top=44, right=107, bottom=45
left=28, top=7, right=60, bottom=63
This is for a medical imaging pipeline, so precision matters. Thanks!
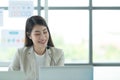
left=39, top=65, right=93, bottom=80
left=0, top=71, right=25, bottom=80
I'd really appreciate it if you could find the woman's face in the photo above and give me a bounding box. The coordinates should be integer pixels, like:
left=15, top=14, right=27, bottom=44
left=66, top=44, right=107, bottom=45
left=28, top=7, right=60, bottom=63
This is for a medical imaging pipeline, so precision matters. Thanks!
left=29, top=25, right=49, bottom=48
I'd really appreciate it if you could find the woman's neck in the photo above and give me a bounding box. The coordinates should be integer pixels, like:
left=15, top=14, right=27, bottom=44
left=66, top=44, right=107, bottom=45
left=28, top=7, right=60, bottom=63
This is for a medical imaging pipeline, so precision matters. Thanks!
left=33, top=46, right=46, bottom=55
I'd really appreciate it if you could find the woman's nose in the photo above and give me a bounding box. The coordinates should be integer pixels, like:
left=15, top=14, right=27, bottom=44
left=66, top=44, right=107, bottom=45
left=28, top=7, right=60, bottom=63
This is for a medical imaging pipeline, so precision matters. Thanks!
left=40, top=33, right=45, bottom=39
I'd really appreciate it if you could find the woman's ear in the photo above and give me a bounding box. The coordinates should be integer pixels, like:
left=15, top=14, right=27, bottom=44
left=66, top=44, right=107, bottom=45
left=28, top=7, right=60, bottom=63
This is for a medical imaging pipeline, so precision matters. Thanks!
left=27, top=32, right=31, bottom=39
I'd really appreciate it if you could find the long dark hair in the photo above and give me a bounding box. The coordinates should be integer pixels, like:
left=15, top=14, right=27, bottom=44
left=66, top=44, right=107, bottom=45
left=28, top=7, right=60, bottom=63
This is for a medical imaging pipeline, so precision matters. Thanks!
left=25, top=15, right=54, bottom=48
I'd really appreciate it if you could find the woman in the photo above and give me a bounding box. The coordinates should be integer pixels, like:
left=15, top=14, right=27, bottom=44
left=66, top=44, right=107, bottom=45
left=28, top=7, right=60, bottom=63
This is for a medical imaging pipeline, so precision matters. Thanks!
left=8, top=15, right=64, bottom=80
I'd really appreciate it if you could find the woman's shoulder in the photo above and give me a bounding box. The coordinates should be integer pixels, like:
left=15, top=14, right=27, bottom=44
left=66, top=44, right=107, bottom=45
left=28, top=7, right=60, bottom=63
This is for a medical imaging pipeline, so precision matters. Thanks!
left=17, top=46, right=32, bottom=55
left=48, top=47, right=64, bottom=64
left=18, top=46, right=31, bottom=51
left=49, top=47, right=64, bottom=56
left=49, top=47, right=63, bottom=51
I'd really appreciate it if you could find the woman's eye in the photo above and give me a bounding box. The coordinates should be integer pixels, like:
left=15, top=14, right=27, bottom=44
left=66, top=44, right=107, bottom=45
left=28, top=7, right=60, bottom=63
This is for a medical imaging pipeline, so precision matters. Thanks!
left=43, top=31, right=47, bottom=34
left=35, top=34, right=40, bottom=35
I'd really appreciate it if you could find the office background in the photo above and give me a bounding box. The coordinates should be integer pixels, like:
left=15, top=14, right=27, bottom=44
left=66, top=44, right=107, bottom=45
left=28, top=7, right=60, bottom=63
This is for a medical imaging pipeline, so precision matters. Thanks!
left=0, top=0, right=120, bottom=80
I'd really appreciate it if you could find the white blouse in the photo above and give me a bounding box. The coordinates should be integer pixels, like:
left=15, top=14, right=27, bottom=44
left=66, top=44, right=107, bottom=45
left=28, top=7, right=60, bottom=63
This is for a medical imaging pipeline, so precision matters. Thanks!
left=34, top=50, right=48, bottom=67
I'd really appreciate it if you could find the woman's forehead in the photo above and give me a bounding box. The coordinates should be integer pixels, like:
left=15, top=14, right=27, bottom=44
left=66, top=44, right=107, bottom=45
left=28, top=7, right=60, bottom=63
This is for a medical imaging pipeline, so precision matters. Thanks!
left=32, top=25, right=47, bottom=32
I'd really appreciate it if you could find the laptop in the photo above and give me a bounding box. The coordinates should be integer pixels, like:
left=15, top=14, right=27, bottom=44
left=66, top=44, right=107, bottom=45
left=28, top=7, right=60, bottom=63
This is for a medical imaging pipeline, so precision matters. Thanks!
left=39, top=65, right=93, bottom=80
left=0, top=71, right=25, bottom=80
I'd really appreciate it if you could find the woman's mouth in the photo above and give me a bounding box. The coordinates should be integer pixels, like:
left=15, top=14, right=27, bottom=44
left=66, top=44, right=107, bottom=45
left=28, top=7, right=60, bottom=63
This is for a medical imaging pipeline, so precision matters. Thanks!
left=38, top=41, right=46, bottom=44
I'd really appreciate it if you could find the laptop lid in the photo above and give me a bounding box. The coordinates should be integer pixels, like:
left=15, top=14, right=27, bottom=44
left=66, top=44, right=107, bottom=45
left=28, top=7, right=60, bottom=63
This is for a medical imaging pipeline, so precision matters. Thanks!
left=0, top=71, right=25, bottom=80
left=39, top=65, right=93, bottom=80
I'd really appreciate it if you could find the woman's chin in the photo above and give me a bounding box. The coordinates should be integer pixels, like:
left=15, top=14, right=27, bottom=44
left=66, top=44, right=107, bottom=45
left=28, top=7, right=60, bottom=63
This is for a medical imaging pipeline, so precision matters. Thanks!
left=39, top=44, right=47, bottom=47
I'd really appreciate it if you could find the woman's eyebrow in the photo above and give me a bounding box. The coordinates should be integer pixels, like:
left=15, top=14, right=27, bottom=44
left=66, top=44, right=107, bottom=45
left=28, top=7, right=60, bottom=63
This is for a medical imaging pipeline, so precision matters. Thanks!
left=34, top=30, right=40, bottom=32
left=43, top=28, right=47, bottom=31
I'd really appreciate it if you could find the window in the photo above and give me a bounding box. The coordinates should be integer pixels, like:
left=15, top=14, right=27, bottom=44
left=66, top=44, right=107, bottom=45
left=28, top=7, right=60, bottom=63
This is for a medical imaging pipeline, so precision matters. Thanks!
left=48, top=10, right=89, bottom=63
left=93, top=10, right=120, bottom=63
left=93, top=0, right=120, bottom=6
left=48, top=0, right=88, bottom=7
